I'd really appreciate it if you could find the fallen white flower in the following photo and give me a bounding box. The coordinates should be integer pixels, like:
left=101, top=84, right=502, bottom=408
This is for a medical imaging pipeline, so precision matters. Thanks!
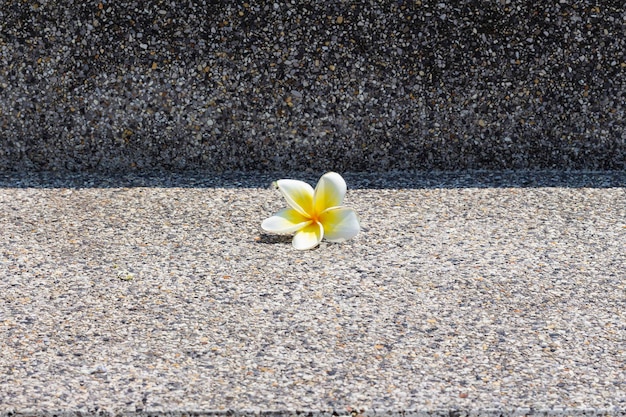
left=261, top=172, right=360, bottom=250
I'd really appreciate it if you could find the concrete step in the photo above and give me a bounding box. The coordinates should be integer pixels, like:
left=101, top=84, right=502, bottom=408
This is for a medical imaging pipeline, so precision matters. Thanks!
left=1, top=2, right=625, bottom=172
left=0, top=171, right=624, bottom=416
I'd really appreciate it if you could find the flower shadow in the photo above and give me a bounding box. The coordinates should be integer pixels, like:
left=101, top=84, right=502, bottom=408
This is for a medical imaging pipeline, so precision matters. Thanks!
left=256, top=234, right=293, bottom=245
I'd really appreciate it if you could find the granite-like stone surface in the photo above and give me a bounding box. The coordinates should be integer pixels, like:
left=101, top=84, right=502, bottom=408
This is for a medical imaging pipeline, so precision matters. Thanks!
left=1, top=2, right=624, bottom=172
left=0, top=171, right=625, bottom=416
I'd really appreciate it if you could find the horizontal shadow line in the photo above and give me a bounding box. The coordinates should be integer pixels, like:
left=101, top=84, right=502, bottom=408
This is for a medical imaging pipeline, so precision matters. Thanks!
left=0, top=170, right=624, bottom=189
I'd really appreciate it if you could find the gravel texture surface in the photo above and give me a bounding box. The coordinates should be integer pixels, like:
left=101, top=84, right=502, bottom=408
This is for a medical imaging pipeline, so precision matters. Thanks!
left=1, top=2, right=625, bottom=172
left=0, top=171, right=625, bottom=416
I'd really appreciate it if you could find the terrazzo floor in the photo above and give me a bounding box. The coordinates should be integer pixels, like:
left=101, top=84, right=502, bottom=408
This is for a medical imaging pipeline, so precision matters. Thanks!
left=1, top=171, right=624, bottom=416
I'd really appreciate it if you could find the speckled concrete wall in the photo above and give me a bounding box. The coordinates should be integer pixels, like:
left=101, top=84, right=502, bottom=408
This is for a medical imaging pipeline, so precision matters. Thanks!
left=1, top=1, right=624, bottom=172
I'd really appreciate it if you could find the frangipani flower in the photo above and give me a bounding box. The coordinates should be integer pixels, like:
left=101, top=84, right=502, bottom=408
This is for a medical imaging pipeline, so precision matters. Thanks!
left=262, top=172, right=360, bottom=250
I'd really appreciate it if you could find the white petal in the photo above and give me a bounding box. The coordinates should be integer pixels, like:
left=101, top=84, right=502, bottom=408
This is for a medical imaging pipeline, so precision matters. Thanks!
left=319, top=207, right=360, bottom=242
left=292, top=221, right=324, bottom=250
left=261, top=208, right=311, bottom=234
left=313, top=172, right=347, bottom=214
left=277, top=179, right=314, bottom=217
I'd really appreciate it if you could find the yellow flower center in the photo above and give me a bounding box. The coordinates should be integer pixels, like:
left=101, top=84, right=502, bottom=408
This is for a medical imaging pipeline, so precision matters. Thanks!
left=309, top=210, right=320, bottom=224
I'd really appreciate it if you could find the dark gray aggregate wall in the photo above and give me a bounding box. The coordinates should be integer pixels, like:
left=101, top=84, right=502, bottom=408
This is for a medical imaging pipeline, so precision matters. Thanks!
left=1, top=1, right=624, bottom=172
